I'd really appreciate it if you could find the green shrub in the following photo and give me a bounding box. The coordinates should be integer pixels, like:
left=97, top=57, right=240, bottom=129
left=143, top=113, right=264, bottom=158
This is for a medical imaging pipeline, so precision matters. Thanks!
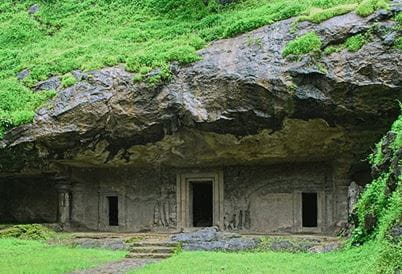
left=345, top=33, right=368, bottom=52
left=0, top=224, right=55, bottom=240
left=61, top=73, right=77, bottom=88
left=0, top=79, right=55, bottom=137
left=297, top=4, right=357, bottom=24
left=324, top=45, right=343, bottom=55
left=356, top=0, right=389, bottom=17
left=351, top=107, right=402, bottom=245
left=395, top=12, right=402, bottom=24
left=282, top=32, right=322, bottom=57
left=132, top=74, right=143, bottom=82
left=396, top=37, right=402, bottom=50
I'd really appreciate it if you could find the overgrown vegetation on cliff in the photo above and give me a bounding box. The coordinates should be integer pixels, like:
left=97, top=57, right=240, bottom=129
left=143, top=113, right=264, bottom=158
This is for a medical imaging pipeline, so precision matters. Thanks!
left=352, top=107, right=401, bottom=244
left=0, top=0, right=393, bottom=137
left=347, top=106, right=402, bottom=273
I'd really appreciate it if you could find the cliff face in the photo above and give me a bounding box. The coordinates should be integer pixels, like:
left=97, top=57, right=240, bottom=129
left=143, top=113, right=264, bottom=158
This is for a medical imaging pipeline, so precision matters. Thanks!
left=0, top=8, right=401, bottom=175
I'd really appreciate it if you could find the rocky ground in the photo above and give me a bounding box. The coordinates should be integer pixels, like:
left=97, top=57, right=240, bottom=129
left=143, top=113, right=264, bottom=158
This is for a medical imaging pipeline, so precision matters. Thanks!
left=51, top=229, right=342, bottom=253
left=64, top=228, right=343, bottom=273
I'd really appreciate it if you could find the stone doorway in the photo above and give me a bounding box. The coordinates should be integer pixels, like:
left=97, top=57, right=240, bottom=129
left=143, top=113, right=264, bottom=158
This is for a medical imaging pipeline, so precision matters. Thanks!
left=302, top=193, right=318, bottom=228
left=107, top=196, right=119, bottom=226
left=191, top=181, right=213, bottom=227
left=176, top=171, right=224, bottom=230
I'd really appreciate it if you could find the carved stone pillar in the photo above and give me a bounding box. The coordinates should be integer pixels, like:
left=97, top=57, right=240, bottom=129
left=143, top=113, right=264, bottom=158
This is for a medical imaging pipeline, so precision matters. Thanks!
left=71, top=182, right=85, bottom=227
left=55, top=176, right=72, bottom=226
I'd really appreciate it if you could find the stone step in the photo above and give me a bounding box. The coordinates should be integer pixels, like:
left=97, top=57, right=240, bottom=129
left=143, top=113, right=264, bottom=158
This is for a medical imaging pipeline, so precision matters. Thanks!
left=126, top=252, right=173, bottom=259
left=130, top=246, right=175, bottom=254
left=130, top=241, right=178, bottom=247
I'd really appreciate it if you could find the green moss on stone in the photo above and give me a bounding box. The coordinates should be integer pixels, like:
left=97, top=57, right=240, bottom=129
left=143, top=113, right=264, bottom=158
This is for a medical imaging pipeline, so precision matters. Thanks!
left=324, top=45, right=344, bottom=55
left=345, top=33, right=368, bottom=52
left=61, top=73, right=77, bottom=88
left=282, top=32, right=322, bottom=57
left=297, top=4, right=357, bottom=24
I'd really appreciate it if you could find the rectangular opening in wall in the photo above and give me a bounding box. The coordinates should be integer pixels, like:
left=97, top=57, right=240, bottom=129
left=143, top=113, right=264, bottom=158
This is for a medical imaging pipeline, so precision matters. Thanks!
left=302, top=192, right=317, bottom=227
left=191, top=181, right=213, bottom=227
left=107, top=196, right=119, bottom=226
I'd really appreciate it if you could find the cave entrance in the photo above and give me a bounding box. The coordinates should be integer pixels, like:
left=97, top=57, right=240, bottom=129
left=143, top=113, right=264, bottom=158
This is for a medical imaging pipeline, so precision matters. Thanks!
left=191, top=181, right=213, bottom=227
left=107, top=196, right=119, bottom=226
left=302, top=192, right=317, bottom=227
left=176, top=171, right=224, bottom=229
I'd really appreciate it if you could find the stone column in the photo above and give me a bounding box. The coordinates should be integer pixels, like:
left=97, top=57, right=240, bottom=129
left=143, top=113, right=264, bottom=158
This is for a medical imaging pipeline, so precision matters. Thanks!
left=71, top=182, right=85, bottom=227
left=332, top=158, right=353, bottom=226
left=55, top=176, right=72, bottom=226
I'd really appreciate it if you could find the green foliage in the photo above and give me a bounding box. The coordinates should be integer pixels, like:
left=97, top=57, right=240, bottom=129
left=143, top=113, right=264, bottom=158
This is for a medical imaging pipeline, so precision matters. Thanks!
left=297, top=4, right=357, bottom=23
left=373, top=241, right=402, bottom=273
left=146, top=64, right=172, bottom=86
left=395, top=13, right=402, bottom=49
left=0, top=79, right=55, bottom=137
left=351, top=108, right=402, bottom=245
left=173, top=243, right=183, bottom=255
left=395, top=36, right=402, bottom=49
left=356, top=0, right=389, bottom=17
left=0, top=224, right=55, bottom=240
left=0, top=238, right=126, bottom=273
left=135, top=242, right=400, bottom=274
left=395, top=12, right=402, bottom=24
left=256, top=236, right=322, bottom=252
left=0, top=0, right=388, bottom=136
left=324, top=45, right=344, bottom=55
left=61, top=73, right=77, bottom=88
left=133, top=74, right=143, bottom=83
left=345, top=33, right=368, bottom=52
left=282, top=32, right=322, bottom=56
left=324, top=29, right=374, bottom=55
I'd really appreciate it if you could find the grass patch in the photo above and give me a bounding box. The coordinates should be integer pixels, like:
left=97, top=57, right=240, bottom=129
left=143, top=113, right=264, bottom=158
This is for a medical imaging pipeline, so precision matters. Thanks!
left=356, top=0, right=389, bottom=17
left=61, top=73, right=77, bottom=88
left=282, top=31, right=322, bottom=57
left=345, top=33, right=369, bottom=52
left=324, top=30, right=372, bottom=55
left=135, top=241, right=400, bottom=274
left=0, top=238, right=126, bottom=273
left=0, top=0, right=384, bottom=137
left=296, top=4, right=357, bottom=24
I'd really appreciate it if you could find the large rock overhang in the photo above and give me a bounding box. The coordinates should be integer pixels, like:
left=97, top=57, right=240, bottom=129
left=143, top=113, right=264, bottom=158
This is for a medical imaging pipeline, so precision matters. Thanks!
left=0, top=10, right=401, bottom=176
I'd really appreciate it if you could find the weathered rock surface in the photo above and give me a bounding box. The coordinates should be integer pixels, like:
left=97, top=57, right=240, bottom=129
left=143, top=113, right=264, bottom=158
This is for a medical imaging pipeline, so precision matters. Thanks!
left=0, top=7, right=401, bottom=175
left=171, top=227, right=258, bottom=251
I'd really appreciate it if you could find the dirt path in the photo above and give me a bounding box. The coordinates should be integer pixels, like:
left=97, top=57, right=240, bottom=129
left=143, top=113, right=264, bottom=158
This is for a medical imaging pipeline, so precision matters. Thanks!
left=71, top=258, right=160, bottom=274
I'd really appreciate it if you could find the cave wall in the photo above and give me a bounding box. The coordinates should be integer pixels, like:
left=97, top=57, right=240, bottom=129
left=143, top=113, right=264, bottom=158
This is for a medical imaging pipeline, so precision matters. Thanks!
left=223, top=163, right=336, bottom=233
left=0, top=177, right=57, bottom=223
left=70, top=167, right=177, bottom=232
left=68, top=162, right=349, bottom=233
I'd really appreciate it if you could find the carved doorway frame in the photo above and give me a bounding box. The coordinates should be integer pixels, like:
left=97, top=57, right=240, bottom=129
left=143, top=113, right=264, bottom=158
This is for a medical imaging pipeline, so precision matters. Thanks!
left=292, top=190, right=325, bottom=233
left=176, top=170, right=224, bottom=230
